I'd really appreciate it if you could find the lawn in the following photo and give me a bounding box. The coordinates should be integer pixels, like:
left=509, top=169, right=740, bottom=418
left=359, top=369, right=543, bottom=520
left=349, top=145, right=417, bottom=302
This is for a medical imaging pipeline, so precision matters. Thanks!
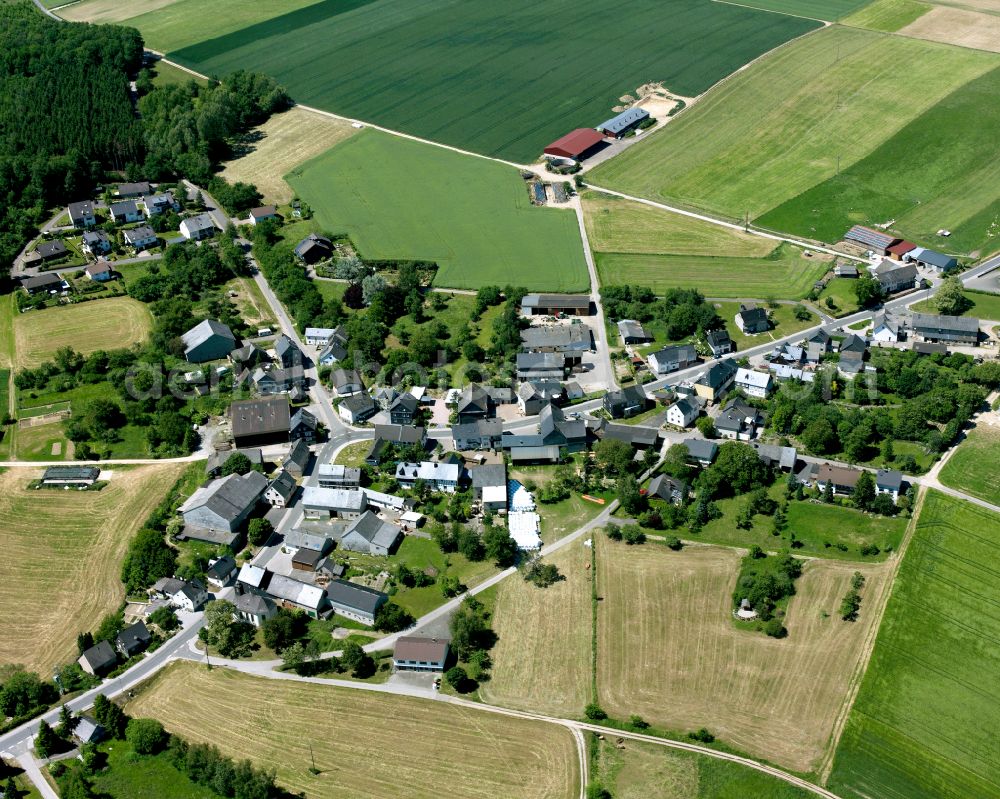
left=0, top=464, right=185, bottom=673
left=689, top=480, right=908, bottom=559
left=712, top=301, right=819, bottom=350
left=828, top=492, right=1000, bottom=799
left=758, top=65, right=1000, bottom=256
left=127, top=662, right=581, bottom=799
left=219, top=107, right=357, bottom=205
left=842, top=0, right=930, bottom=30
left=13, top=297, right=153, bottom=370
left=333, top=441, right=371, bottom=467
left=939, top=423, right=1000, bottom=506
left=816, top=277, right=861, bottom=316
left=344, top=534, right=498, bottom=618
left=223, top=277, right=276, bottom=329
left=149, top=59, right=204, bottom=88
left=590, top=735, right=814, bottom=799
left=595, top=535, right=890, bottom=773
left=719, top=0, right=871, bottom=19
left=589, top=26, right=996, bottom=224
left=162, top=0, right=817, bottom=163
left=90, top=740, right=222, bottom=799
left=480, top=542, right=592, bottom=718
left=286, top=131, right=589, bottom=291
left=912, top=289, right=1000, bottom=321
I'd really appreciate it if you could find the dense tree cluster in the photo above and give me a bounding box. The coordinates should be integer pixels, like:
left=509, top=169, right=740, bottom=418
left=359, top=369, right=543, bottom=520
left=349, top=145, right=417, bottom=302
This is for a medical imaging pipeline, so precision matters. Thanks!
left=139, top=70, right=289, bottom=184
left=601, top=286, right=721, bottom=340
left=128, top=234, right=250, bottom=303
left=733, top=550, right=802, bottom=630
left=0, top=4, right=143, bottom=270
left=767, top=348, right=995, bottom=463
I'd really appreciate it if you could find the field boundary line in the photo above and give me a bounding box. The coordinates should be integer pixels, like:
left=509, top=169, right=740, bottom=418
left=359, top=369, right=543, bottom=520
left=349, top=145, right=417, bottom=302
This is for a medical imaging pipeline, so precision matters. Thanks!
left=816, top=485, right=927, bottom=783
left=711, top=0, right=830, bottom=23
left=582, top=183, right=866, bottom=263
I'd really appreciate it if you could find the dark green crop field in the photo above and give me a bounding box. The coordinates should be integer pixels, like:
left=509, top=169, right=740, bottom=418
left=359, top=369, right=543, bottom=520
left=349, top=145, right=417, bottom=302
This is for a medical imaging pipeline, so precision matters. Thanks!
left=828, top=491, right=1000, bottom=799
left=757, top=65, right=1000, bottom=256
left=168, top=0, right=818, bottom=162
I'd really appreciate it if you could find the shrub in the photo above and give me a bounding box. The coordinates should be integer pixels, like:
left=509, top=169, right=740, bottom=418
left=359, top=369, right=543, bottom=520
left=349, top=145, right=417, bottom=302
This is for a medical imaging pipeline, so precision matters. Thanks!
left=584, top=703, right=607, bottom=721
left=687, top=728, right=715, bottom=743
left=764, top=618, right=787, bottom=638
left=126, top=718, right=167, bottom=755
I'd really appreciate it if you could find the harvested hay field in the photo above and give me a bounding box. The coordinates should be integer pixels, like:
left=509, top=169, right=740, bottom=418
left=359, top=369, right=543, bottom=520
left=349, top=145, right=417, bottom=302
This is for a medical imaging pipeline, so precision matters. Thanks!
left=899, top=6, right=1000, bottom=53
left=480, top=542, right=592, bottom=717
left=0, top=465, right=185, bottom=673
left=59, top=0, right=179, bottom=24
left=13, top=297, right=152, bottom=370
left=127, top=662, right=580, bottom=799
left=220, top=107, right=356, bottom=205
left=595, top=537, right=890, bottom=773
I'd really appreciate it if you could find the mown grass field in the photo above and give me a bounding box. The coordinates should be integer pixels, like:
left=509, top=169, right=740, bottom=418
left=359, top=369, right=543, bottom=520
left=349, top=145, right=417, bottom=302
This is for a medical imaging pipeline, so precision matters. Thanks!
left=595, top=536, right=890, bottom=773
left=898, top=6, right=1000, bottom=53
left=480, top=543, right=592, bottom=718
left=163, top=0, right=816, bottom=163
left=589, top=26, right=996, bottom=224
left=828, top=492, right=1000, bottom=799
left=127, top=662, right=581, bottom=799
left=912, top=289, right=1000, bottom=319
left=721, top=0, right=872, bottom=19
left=61, top=0, right=324, bottom=52
left=0, top=465, right=185, bottom=673
left=591, top=736, right=813, bottom=799
left=13, top=297, right=153, bottom=370
left=758, top=66, right=1000, bottom=255
left=220, top=107, right=356, bottom=205
left=842, top=0, right=931, bottom=30
left=286, top=131, right=589, bottom=291
left=939, top=423, right=1000, bottom=506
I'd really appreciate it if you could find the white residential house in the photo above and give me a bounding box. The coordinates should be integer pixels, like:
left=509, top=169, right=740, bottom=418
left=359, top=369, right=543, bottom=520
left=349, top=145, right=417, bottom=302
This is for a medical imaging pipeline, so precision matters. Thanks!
left=666, top=397, right=699, bottom=428
left=305, top=327, right=339, bottom=347
left=180, top=213, right=217, bottom=241
left=395, top=461, right=461, bottom=493
left=872, top=311, right=902, bottom=344
left=123, top=225, right=158, bottom=250
left=734, top=367, right=773, bottom=398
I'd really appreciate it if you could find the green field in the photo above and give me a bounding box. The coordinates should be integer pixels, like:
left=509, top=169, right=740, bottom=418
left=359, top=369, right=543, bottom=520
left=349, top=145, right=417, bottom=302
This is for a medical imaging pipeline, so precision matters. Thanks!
left=286, top=131, right=589, bottom=291
left=156, top=0, right=817, bottom=162
left=589, top=26, right=996, bottom=225
left=582, top=191, right=828, bottom=298
left=758, top=66, right=1000, bottom=255
left=939, top=425, right=1000, bottom=506
left=842, top=0, right=931, bottom=31
left=90, top=741, right=222, bottom=799
left=590, top=735, right=814, bottom=798
left=828, top=492, right=1000, bottom=799
left=817, top=277, right=862, bottom=315
left=912, top=289, right=1000, bottom=320
left=725, top=0, right=872, bottom=20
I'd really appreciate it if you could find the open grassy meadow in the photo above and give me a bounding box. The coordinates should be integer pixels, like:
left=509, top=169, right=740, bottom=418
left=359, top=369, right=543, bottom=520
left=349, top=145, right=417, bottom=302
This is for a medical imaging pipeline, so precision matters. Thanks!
left=220, top=107, right=356, bottom=205
left=160, top=0, right=816, bottom=163
left=13, top=297, right=152, bottom=370
left=127, top=662, right=581, bottom=799
left=589, top=26, right=996, bottom=224
left=912, top=289, right=1000, bottom=320
left=595, top=536, right=890, bottom=773
left=757, top=66, right=1000, bottom=255
left=590, top=736, right=814, bottom=799
left=286, top=131, right=589, bottom=291
left=480, top=542, right=592, bottom=718
left=149, top=59, right=205, bottom=88
left=0, top=465, right=185, bottom=673
left=828, top=492, right=1000, bottom=799
left=939, top=422, right=1000, bottom=506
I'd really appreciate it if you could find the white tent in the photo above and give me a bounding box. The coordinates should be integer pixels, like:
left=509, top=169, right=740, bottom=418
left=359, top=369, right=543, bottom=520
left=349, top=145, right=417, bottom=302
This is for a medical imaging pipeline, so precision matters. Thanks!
left=509, top=481, right=535, bottom=512
left=508, top=512, right=542, bottom=550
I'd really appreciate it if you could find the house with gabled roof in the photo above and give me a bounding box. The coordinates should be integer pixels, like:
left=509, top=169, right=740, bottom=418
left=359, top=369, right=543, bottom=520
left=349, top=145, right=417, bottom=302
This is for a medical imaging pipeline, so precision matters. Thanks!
left=339, top=510, right=403, bottom=556
left=706, top=329, right=733, bottom=357
left=264, top=469, right=297, bottom=508
left=647, top=475, right=687, bottom=505
left=325, top=579, right=387, bottom=625
left=603, top=384, right=648, bottom=419
left=734, top=368, right=773, bottom=398
left=182, top=319, right=237, bottom=363
left=715, top=398, right=763, bottom=441
left=666, top=396, right=699, bottom=428
left=735, top=305, right=769, bottom=334
left=78, top=640, right=117, bottom=676
left=694, top=359, right=737, bottom=404
left=395, top=461, right=461, bottom=493
left=68, top=200, right=96, bottom=228
left=617, top=319, right=651, bottom=345
left=116, top=621, right=152, bottom=658
left=180, top=213, right=217, bottom=241
left=178, top=471, right=268, bottom=534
